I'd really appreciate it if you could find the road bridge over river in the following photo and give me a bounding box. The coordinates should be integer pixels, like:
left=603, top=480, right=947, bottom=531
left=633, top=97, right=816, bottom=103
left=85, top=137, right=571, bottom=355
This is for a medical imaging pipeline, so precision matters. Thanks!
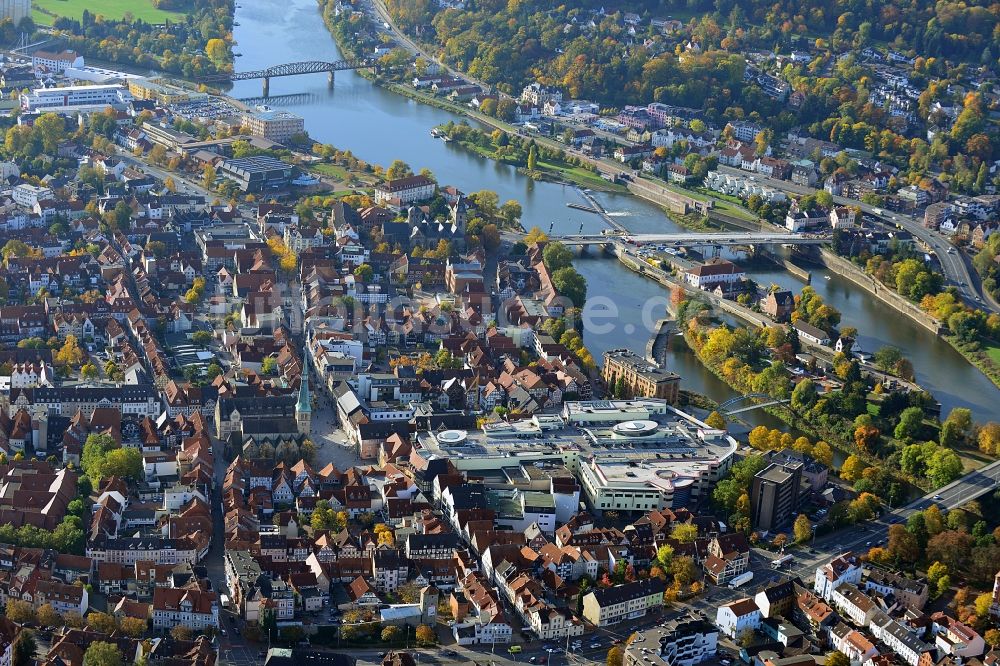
left=553, top=232, right=831, bottom=247
left=201, top=58, right=378, bottom=96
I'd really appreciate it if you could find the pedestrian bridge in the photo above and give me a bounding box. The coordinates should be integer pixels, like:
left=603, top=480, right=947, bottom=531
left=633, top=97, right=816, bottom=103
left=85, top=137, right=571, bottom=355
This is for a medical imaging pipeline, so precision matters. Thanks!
left=719, top=393, right=791, bottom=415
left=553, top=232, right=831, bottom=247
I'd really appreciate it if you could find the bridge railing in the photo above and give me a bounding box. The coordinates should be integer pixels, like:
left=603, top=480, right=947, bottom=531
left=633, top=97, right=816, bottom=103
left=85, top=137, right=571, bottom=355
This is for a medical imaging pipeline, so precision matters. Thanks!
left=200, top=58, right=377, bottom=83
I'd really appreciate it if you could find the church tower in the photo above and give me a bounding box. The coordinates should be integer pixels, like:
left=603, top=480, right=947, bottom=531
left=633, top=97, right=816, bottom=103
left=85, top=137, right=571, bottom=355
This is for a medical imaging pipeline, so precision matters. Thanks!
left=296, top=355, right=312, bottom=435
left=419, top=584, right=439, bottom=624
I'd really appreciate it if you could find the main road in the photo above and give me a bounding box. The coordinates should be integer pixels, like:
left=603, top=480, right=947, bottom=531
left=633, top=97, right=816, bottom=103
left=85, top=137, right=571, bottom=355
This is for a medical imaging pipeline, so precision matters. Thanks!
left=710, top=458, right=1000, bottom=610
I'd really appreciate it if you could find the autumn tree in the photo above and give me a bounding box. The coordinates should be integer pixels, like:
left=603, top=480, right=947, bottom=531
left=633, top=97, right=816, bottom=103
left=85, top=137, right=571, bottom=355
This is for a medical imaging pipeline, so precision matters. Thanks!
left=381, top=625, right=402, bottom=642
left=975, top=592, right=993, bottom=619
left=793, top=514, right=812, bottom=543
left=119, top=616, right=147, bottom=638
left=170, top=626, right=193, bottom=641
left=205, top=38, right=228, bottom=65
left=979, top=423, right=1000, bottom=455
left=704, top=411, right=726, bottom=429
left=887, top=524, right=920, bottom=564
left=5, top=599, right=35, bottom=624
left=35, top=603, right=62, bottom=627
left=55, top=335, right=85, bottom=368
left=839, top=455, right=867, bottom=482
left=826, top=652, right=850, bottom=666
left=86, top=612, right=118, bottom=634
left=414, top=624, right=436, bottom=646
left=927, top=530, right=974, bottom=570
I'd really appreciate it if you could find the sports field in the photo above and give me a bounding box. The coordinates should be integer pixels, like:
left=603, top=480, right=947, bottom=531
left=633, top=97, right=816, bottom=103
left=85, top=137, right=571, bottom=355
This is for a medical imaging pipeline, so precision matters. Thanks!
left=33, top=0, right=189, bottom=25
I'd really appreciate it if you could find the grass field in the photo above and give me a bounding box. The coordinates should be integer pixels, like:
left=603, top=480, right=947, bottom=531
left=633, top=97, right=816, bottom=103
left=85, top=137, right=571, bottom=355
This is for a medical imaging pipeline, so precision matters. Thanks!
left=33, top=0, right=189, bottom=25
left=987, top=344, right=1000, bottom=366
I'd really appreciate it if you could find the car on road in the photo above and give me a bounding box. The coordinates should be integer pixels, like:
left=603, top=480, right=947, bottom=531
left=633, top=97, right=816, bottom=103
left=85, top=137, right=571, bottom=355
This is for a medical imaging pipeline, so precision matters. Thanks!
left=220, top=629, right=227, bottom=637
left=590, top=643, right=602, bottom=649
left=934, top=494, right=943, bottom=500
left=529, top=658, right=539, bottom=663
left=443, top=650, right=458, bottom=657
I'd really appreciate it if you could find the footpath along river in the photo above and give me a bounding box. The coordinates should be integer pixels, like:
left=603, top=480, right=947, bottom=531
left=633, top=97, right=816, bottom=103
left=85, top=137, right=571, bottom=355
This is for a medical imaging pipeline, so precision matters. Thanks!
left=229, top=0, right=1000, bottom=424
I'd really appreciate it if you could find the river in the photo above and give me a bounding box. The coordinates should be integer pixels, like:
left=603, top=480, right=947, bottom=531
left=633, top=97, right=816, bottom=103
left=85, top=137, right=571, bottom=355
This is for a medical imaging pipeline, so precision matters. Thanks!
left=230, top=0, right=1000, bottom=425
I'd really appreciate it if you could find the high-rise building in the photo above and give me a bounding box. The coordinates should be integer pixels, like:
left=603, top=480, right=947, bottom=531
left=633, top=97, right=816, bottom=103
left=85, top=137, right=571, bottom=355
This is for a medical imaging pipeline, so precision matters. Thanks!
left=0, top=0, right=31, bottom=25
left=751, top=460, right=803, bottom=532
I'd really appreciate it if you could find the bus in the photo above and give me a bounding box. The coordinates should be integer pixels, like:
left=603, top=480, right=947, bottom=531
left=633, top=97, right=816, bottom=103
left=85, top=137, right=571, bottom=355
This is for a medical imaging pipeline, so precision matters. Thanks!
left=771, top=554, right=794, bottom=569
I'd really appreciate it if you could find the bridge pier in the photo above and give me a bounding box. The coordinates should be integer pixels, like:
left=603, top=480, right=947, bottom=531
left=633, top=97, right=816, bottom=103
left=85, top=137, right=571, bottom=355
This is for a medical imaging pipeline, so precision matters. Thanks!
left=262, top=77, right=270, bottom=97
left=328, top=71, right=334, bottom=89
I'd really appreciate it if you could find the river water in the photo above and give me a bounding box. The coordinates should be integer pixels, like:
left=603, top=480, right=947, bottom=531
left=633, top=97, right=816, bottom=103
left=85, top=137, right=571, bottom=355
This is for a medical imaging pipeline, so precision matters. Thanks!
left=230, top=0, right=1000, bottom=425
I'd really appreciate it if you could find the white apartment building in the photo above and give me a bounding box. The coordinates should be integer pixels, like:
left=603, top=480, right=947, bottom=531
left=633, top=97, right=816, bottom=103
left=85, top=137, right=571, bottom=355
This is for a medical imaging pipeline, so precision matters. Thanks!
left=374, top=175, right=436, bottom=206
left=12, top=184, right=53, bottom=209
left=152, top=588, right=219, bottom=631
left=31, top=49, right=84, bottom=72
left=814, top=554, right=862, bottom=601
left=715, top=598, right=761, bottom=638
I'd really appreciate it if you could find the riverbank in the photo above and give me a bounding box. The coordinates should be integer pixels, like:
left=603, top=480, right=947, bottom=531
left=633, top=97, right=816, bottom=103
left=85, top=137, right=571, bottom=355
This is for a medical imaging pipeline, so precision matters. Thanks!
left=436, top=123, right=626, bottom=193
left=944, top=335, right=1000, bottom=390
left=818, top=249, right=1000, bottom=391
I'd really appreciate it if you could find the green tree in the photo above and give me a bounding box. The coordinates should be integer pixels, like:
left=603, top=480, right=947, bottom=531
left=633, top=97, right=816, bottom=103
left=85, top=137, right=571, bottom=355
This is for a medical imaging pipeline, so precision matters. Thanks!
left=894, top=407, right=925, bottom=441
left=670, top=523, right=698, bottom=543
left=191, top=330, right=212, bottom=347
left=353, top=264, right=374, bottom=282
left=551, top=267, right=587, bottom=307
left=791, top=378, right=818, bottom=410
left=261, top=357, right=278, bottom=375
left=527, top=144, right=538, bottom=172
left=11, top=630, right=35, bottom=666
left=100, top=448, right=143, bottom=482
left=83, top=641, right=122, bottom=666
left=542, top=242, right=574, bottom=272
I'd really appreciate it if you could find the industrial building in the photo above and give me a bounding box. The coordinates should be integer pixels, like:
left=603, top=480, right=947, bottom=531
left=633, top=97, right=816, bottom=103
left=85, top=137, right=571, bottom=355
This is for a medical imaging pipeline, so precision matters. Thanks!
left=217, top=155, right=294, bottom=193
left=21, top=84, right=132, bottom=113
